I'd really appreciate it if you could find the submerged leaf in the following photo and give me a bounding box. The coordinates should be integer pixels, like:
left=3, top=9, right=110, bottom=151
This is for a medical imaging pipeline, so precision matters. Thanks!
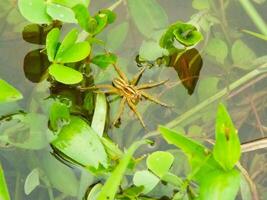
left=91, top=53, right=117, bottom=69
left=24, top=168, right=40, bottom=195
left=0, top=79, right=23, bottom=103
left=49, top=100, right=70, bottom=131
left=205, top=38, right=228, bottom=64
left=133, top=170, right=159, bottom=194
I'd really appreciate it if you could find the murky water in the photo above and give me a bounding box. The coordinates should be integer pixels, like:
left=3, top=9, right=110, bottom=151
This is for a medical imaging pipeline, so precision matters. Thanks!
left=0, top=0, right=267, bottom=199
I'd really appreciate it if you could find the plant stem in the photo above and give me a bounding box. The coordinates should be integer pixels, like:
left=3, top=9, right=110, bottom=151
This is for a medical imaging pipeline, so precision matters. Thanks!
left=239, top=0, right=267, bottom=36
left=144, top=63, right=267, bottom=139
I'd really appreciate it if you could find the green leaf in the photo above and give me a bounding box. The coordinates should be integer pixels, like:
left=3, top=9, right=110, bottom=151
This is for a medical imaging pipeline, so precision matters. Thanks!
left=96, top=140, right=147, bottom=200
left=54, top=42, right=91, bottom=63
left=91, top=93, right=107, bottom=137
left=55, top=29, right=79, bottom=59
left=99, top=9, right=116, bottom=24
left=72, top=4, right=91, bottom=32
left=106, top=22, right=129, bottom=51
left=100, top=137, right=123, bottom=161
left=192, top=0, right=210, bottom=10
left=199, top=169, right=240, bottom=200
left=91, top=53, right=117, bottom=69
left=0, top=164, right=10, bottom=200
left=133, top=170, right=160, bottom=194
left=87, top=183, right=102, bottom=200
left=92, top=13, right=108, bottom=35
left=231, top=39, right=256, bottom=69
left=139, top=41, right=166, bottom=61
left=18, top=0, right=52, bottom=24
left=128, top=0, right=169, bottom=37
left=205, top=38, right=228, bottom=64
left=52, top=116, right=108, bottom=169
left=24, top=168, right=40, bottom=195
left=213, top=104, right=241, bottom=171
left=240, top=174, right=252, bottom=200
left=47, top=3, right=77, bottom=23
left=49, top=100, right=70, bottom=131
left=242, top=29, right=267, bottom=41
left=51, top=0, right=90, bottom=8
left=0, top=79, right=23, bottom=103
left=48, top=64, right=83, bottom=85
left=46, top=28, right=60, bottom=62
left=146, top=151, right=174, bottom=178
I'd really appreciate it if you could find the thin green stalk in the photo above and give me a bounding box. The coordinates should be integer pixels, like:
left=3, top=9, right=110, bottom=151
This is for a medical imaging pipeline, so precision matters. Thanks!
left=239, top=0, right=267, bottom=36
left=144, top=64, right=267, bottom=139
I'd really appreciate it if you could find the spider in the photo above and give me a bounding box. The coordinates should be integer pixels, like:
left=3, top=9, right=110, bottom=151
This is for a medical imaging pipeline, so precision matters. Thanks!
left=80, top=64, right=169, bottom=128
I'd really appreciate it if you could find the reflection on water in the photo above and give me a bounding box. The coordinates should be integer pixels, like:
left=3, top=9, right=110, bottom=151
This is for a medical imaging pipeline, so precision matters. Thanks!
left=0, top=0, right=267, bottom=199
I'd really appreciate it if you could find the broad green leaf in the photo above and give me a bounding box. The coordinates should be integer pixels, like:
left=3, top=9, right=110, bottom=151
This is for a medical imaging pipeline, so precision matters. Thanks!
left=52, top=116, right=108, bottom=168
left=41, top=153, right=78, bottom=196
left=0, top=79, right=22, bottom=103
left=213, top=104, right=241, bottom=171
left=55, top=42, right=91, bottom=63
left=46, top=28, right=60, bottom=62
left=192, top=0, right=210, bottom=10
left=133, top=170, right=159, bottom=194
left=51, top=0, right=90, bottom=7
left=106, top=22, right=129, bottom=51
left=99, top=9, right=116, bottom=24
left=146, top=151, right=174, bottom=178
left=49, top=64, right=83, bottom=84
left=161, top=172, right=183, bottom=187
left=55, top=29, right=79, bottom=59
left=128, top=0, right=168, bottom=37
left=173, top=23, right=203, bottom=47
left=49, top=100, right=70, bottom=131
left=0, top=164, right=10, bottom=200
left=91, top=93, right=107, bottom=137
left=91, top=53, right=117, bottom=69
left=139, top=41, right=166, bottom=61
left=18, top=0, right=52, bottom=24
left=243, top=29, right=267, bottom=41
left=92, top=13, right=108, bottom=35
left=100, top=137, right=123, bottom=161
left=198, top=169, right=240, bottom=200
left=231, top=39, right=256, bottom=69
left=96, top=140, right=147, bottom=200
left=205, top=38, right=228, bottom=64
left=72, top=4, right=91, bottom=32
left=24, top=168, right=40, bottom=195
left=47, top=3, right=77, bottom=23
left=197, top=77, right=219, bottom=101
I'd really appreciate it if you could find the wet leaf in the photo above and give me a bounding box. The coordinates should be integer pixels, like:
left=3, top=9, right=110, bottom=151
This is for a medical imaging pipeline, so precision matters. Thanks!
left=52, top=116, right=108, bottom=169
left=91, top=53, right=117, bottom=69
left=198, top=169, right=240, bottom=200
left=146, top=151, right=174, bottom=178
left=0, top=164, right=10, bottom=200
left=133, top=170, right=159, bottom=194
left=96, top=140, right=147, bottom=200
left=170, top=48, right=203, bottom=95
left=24, top=168, right=40, bottom=195
left=205, top=38, right=228, bottom=64
left=47, top=3, right=77, bottom=23
left=213, top=104, right=241, bottom=171
left=128, top=0, right=168, bottom=37
left=23, top=49, right=50, bottom=83
left=73, top=4, right=91, bottom=32
left=91, top=93, right=107, bottom=136
left=0, top=79, right=23, bottom=103
left=18, top=0, right=52, bottom=24
left=48, top=64, right=83, bottom=85
left=46, top=28, right=60, bottom=62
left=49, top=100, right=70, bottom=131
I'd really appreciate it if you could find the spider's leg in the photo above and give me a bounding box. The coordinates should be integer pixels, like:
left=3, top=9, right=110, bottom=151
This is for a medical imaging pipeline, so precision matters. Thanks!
left=140, top=91, right=170, bottom=107
left=127, top=99, right=146, bottom=128
left=130, top=67, right=146, bottom=86
left=113, top=97, right=126, bottom=126
left=113, top=64, right=129, bottom=83
left=137, top=79, right=168, bottom=90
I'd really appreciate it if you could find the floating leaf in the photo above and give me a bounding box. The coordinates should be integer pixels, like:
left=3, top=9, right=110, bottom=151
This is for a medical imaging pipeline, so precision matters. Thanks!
left=49, top=100, right=70, bottom=131
left=0, top=79, right=23, bottom=103
left=133, top=170, right=159, bottom=194
left=205, top=38, right=228, bottom=64
left=52, top=116, right=108, bottom=169
left=0, top=164, right=10, bottom=200
left=146, top=151, right=174, bottom=178
left=213, top=104, right=241, bottom=171
left=96, top=140, right=147, bottom=200
left=46, top=28, right=60, bottom=62
left=18, top=0, right=52, bottom=24
left=91, top=53, right=117, bottom=69
left=48, top=64, right=83, bottom=85
left=72, top=4, right=91, bottom=32
left=23, top=49, right=50, bottom=83
left=46, top=3, right=77, bottom=23
left=24, top=168, right=40, bottom=195
left=128, top=0, right=168, bottom=37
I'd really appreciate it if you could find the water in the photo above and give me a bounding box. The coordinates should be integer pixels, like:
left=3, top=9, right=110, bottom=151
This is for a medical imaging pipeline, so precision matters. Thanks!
left=0, top=0, right=267, bottom=199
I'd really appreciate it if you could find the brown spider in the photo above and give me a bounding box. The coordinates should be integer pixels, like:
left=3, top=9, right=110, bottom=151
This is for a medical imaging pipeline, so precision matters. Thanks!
left=80, top=64, right=169, bottom=128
